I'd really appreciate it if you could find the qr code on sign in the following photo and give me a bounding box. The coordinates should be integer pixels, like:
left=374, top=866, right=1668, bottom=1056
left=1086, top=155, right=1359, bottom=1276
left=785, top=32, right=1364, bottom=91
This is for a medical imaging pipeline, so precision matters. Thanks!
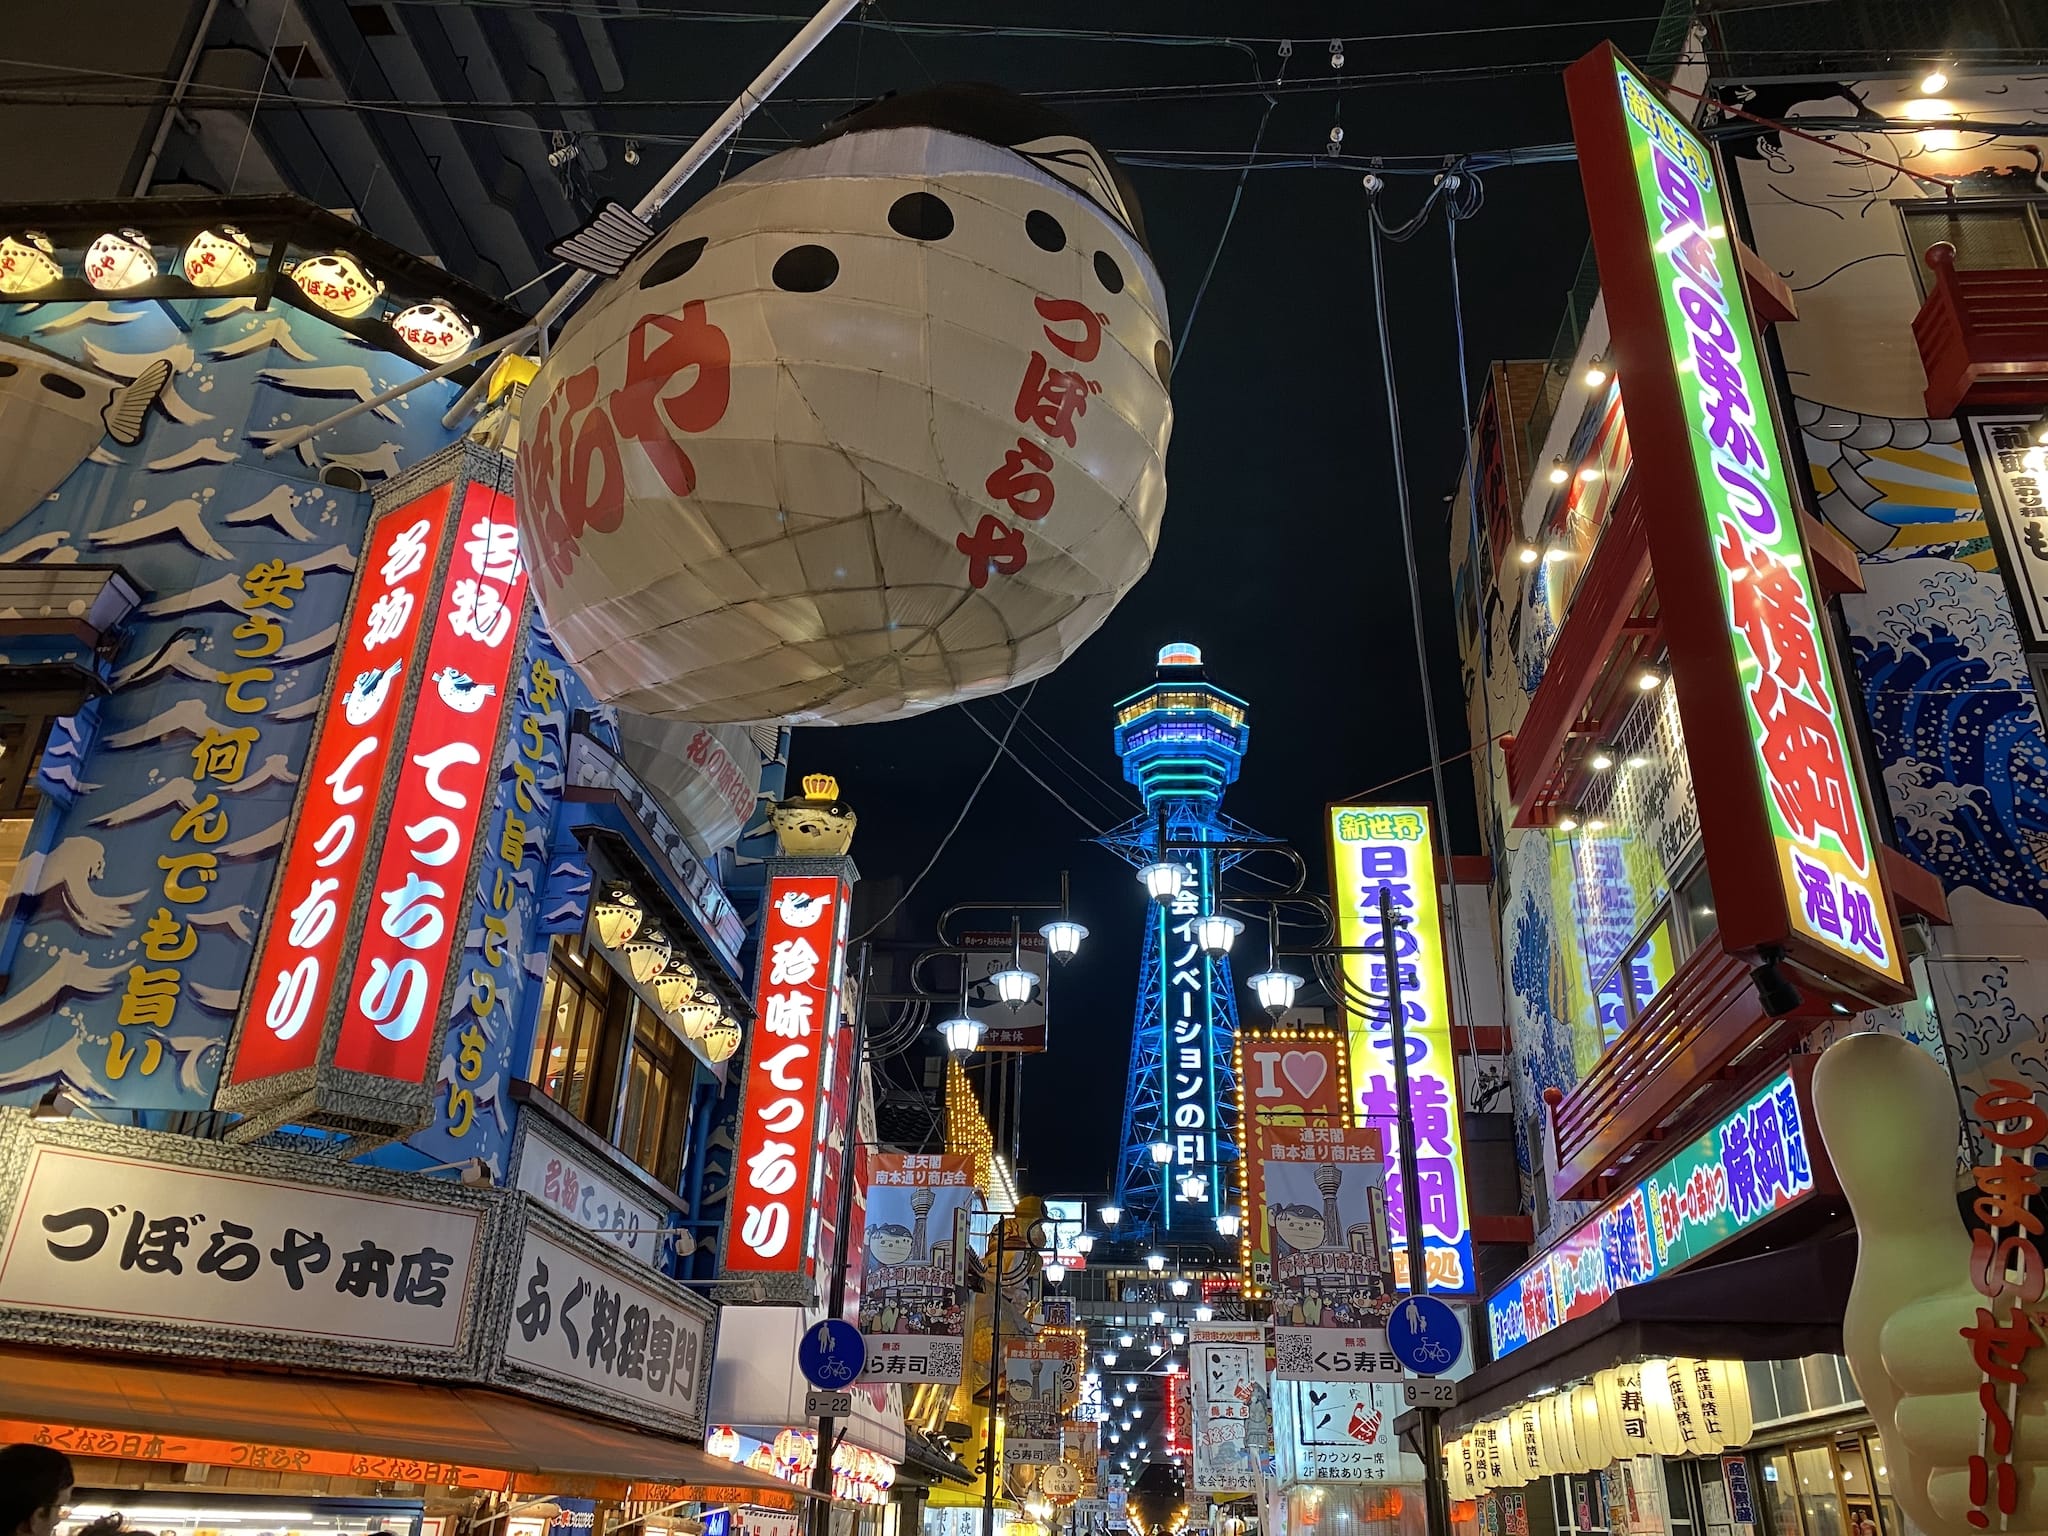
left=1274, top=1333, right=1316, bottom=1376
left=929, top=1340, right=964, bottom=1376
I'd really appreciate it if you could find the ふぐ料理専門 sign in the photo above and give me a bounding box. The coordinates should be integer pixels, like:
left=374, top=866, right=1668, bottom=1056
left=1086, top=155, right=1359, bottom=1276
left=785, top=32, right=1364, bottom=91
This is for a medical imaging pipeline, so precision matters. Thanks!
left=1327, top=804, right=1474, bottom=1295
left=1485, top=1063, right=1828, bottom=1358
left=722, top=872, right=850, bottom=1290
left=1563, top=45, right=1906, bottom=999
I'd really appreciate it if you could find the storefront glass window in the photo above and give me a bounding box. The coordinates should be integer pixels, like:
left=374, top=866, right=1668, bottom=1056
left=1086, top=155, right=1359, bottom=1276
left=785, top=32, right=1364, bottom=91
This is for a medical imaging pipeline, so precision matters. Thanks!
left=529, top=935, right=613, bottom=1120
left=617, top=997, right=689, bottom=1185
left=1761, top=1451, right=1802, bottom=1536
left=1793, top=1445, right=1844, bottom=1536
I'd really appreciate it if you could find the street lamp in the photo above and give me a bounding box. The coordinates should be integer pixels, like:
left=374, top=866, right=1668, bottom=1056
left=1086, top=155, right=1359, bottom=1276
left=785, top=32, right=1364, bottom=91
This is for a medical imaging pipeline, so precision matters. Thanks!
left=1193, top=912, right=1242, bottom=958
left=940, top=1015, right=985, bottom=1054
left=1145, top=1253, right=1166, bottom=1272
left=1103, top=1349, right=1119, bottom=1366
left=1125, top=1379, right=1138, bottom=1392
left=991, top=967, right=1035, bottom=1008
left=1168, top=1276, right=1190, bottom=1297
left=1149, top=1309, right=1166, bottom=1325
left=1100, top=1204, right=1122, bottom=1227
left=1170, top=1328, right=1186, bottom=1346
left=1149, top=1142, right=1174, bottom=1165
left=1043, top=1260, right=1066, bottom=1284
left=1215, top=1209, right=1241, bottom=1237
left=1112, top=1394, right=1125, bottom=1407
left=1194, top=1304, right=1214, bottom=1322
left=1247, top=968, right=1302, bottom=1017
left=1179, top=1173, right=1206, bottom=1200
left=1074, top=1233, right=1095, bottom=1254
left=1138, top=861, right=1185, bottom=904
left=1119, top=1332, right=1135, bottom=1348
left=1040, top=918, right=1088, bottom=961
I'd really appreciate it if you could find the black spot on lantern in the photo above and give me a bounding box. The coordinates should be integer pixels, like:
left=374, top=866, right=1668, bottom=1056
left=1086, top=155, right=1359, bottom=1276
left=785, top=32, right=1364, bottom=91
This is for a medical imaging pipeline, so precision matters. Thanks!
left=889, top=192, right=955, bottom=241
left=772, top=243, right=840, bottom=292
left=1153, top=338, right=1173, bottom=386
left=639, top=237, right=708, bottom=289
left=1026, top=210, right=1066, bottom=253
left=1094, top=250, right=1125, bottom=294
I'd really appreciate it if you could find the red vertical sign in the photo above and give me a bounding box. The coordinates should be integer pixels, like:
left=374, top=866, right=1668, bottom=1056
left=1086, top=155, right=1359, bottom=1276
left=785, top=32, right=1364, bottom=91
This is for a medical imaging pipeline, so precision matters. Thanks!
left=334, top=483, right=530, bottom=1079
left=229, top=487, right=452, bottom=1087
left=727, top=873, right=849, bottom=1274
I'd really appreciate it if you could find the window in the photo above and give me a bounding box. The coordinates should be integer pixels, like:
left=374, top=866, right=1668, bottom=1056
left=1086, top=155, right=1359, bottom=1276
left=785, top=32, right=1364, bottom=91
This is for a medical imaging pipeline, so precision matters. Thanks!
left=1590, top=857, right=1713, bottom=1041
left=529, top=935, right=614, bottom=1123
left=1901, top=200, right=2048, bottom=296
left=617, top=997, right=691, bottom=1186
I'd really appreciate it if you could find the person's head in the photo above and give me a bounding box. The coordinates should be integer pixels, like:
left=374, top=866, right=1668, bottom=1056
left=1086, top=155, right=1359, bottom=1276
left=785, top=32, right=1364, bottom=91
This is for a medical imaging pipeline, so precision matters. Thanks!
left=0, top=1445, right=72, bottom=1536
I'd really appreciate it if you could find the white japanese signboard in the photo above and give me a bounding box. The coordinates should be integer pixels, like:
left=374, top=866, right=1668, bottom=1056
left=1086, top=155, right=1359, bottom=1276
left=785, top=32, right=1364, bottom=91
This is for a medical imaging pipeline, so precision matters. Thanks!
left=499, top=1223, right=712, bottom=1436
left=1279, top=1380, right=1401, bottom=1484
left=1965, top=415, right=2048, bottom=651
left=0, top=1140, right=483, bottom=1352
left=513, top=1117, right=667, bottom=1269
left=1190, top=1321, right=1264, bottom=1495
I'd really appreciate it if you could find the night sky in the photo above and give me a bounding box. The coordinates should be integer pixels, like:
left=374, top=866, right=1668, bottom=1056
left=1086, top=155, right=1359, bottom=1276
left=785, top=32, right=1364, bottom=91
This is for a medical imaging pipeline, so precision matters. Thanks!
left=725, top=2, right=1668, bottom=1194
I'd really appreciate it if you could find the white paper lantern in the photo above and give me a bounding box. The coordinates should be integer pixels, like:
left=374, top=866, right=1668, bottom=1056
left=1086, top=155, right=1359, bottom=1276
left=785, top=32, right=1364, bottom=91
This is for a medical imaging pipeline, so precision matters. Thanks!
left=183, top=226, right=257, bottom=287
left=1469, top=1421, right=1504, bottom=1494
left=84, top=229, right=157, bottom=291
left=1665, top=1357, right=1754, bottom=1455
left=1536, top=1392, right=1585, bottom=1475
left=292, top=250, right=382, bottom=317
left=701, top=1014, right=742, bottom=1062
left=1570, top=1383, right=1608, bottom=1472
left=1637, top=1359, right=1690, bottom=1456
left=393, top=299, right=476, bottom=363
left=0, top=233, right=61, bottom=295
left=518, top=83, right=1174, bottom=726
left=1595, top=1364, right=1658, bottom=1463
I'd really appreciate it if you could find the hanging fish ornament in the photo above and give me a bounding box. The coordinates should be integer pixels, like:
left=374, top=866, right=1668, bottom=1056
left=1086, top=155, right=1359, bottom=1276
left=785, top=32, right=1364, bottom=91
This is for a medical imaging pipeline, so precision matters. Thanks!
left=517, top=84, right=1174, bottom=726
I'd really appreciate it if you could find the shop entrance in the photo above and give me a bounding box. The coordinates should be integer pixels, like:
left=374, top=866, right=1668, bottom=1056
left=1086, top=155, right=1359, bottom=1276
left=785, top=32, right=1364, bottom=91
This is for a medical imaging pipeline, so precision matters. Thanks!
left=1753, top=1433, right=1899, bottom=1536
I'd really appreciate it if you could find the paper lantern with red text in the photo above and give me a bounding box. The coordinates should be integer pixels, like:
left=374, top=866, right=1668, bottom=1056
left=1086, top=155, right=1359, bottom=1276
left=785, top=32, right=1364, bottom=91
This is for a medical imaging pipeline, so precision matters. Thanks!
left=518, top=84, right=1173, bottom=725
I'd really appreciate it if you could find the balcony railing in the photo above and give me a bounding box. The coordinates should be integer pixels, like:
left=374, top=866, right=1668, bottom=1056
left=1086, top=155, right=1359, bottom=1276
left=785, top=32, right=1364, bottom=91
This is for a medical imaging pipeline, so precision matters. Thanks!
left=1914, top=242, right=2048, bottom=417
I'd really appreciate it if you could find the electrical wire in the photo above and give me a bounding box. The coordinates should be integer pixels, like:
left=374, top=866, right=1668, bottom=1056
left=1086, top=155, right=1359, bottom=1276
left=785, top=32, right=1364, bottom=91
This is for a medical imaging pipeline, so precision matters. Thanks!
left=957, top=701, right=1111, bottom=837
left=852, top=679, right=1036, bottom=942
left=1172, top=45, right=1286, bottom=368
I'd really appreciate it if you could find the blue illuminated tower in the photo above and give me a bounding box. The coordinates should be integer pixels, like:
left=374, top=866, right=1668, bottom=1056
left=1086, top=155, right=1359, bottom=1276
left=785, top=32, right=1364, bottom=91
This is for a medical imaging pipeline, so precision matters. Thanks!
left=1103, top=643, right=1271, bottom=1239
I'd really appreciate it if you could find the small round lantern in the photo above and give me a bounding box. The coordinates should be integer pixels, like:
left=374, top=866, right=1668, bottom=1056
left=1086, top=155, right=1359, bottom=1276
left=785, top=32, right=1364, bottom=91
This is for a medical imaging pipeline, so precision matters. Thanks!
left=392, top=299, right=476, bottom=364
left=654, top=955, right=699, bottom=1013
left=706, top=1425, right=740, bottom=1461
left=701, top=1014, right=742, bottom=1063
left=0, top=233, right=62, bottom=295
left=291, top=250, right=382, bottom=317
left=591, top=881, right=643, bottom=948
left=621, top=922, right=671, bottom=984
left=84, top=229, right=157, bottom=292
left=674, top=987, right=721, bottom=1040
left=183, top=226, right=257, bottom=288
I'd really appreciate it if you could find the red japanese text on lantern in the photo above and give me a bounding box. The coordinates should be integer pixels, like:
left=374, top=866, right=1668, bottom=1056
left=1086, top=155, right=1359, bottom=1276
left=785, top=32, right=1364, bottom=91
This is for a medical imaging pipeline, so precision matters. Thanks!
left=333, top=485, right=530, bottom=1082
left=960, top=295, right=1106, bottom=591
left=728, top=874, right=849, bottom=1273
left=228, top=488, right=453, bottom=1087
left=1964, top=1079, right=2048, bottom=1529
left=519, top=300, right=733, bottom=591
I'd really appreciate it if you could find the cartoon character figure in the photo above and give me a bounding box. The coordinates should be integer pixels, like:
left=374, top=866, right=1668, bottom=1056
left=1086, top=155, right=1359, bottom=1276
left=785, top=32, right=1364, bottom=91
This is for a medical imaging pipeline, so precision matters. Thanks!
left=0, top=337, right=170, bottom=536
left=343, top=661, right=405, bottom=726
left=867, top=1222, right=917, bottom=1267
left=1269, top=1203, right=1331, bottom=1258
left=432, top=665, right=497, bottom=714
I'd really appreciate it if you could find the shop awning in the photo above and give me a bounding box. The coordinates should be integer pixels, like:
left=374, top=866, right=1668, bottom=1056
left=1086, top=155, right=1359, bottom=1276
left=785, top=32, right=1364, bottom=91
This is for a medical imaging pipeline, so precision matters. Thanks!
left=1441, top=1234, right=1854, bottom=1437
left=0, top=1346, right=810, bottom=1502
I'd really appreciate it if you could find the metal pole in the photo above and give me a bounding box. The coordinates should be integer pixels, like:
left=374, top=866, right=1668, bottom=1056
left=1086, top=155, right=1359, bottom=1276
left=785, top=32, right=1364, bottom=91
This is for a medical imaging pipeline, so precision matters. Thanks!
left=135, top=0, right=223, bottom=196
left=1379, top=884, right=1450, bottom=1536
left=810, top=942, right=873, bottom=1533
left=983, top=1216, right=1006, bottom=1536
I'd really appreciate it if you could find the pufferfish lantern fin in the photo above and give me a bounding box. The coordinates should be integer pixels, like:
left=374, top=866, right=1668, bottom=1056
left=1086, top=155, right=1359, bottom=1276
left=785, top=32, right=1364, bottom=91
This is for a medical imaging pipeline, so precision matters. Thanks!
left=1011, top=136, right=1137, bottom=236
left=550, top=201, right=659, bottom=278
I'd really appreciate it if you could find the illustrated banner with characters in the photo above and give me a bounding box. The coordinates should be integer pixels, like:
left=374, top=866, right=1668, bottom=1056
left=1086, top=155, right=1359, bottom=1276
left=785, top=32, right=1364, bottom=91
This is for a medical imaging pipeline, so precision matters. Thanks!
left=1264, top=1125, right=1401, bottom=1381
left=1004, top=1336, right=1067, bottom=1465
left=858, top=1152, right=972, bottom=1382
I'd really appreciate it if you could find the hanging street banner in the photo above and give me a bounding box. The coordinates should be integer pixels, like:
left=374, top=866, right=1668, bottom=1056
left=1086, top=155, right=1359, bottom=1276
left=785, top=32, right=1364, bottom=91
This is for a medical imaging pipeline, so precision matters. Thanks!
left=1276, top=1380, right=1403, bottom=1484
left=1564, top=44, right=1906, bottom=1000
left=1326, top=804, right=1475, bottom=1295
left=1235, top=1028, right=1350, bottom=1295
left=1486, top=1062, right=1831, bottom=1358
left=1264, top=1124, right=1400, bottom=1381
left=857, top=1152, right=972, bottom=1382
left=1004, top=1336, right=1066, bottom=1464
left=1189, top=1320, right=1265, bottom=1496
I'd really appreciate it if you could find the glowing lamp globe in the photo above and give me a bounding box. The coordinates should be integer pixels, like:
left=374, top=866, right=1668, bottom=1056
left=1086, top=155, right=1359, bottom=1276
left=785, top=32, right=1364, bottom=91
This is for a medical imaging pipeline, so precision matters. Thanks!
left=940, top=1015, right=984, bottom=1054
left=183, top=226, right=256, bottom=288
left=1178, top=1173, right=1206, bottom=1200
left=1248, top=969, right=1302, bottom=1017
left=1194, top=1304, right=1214, bottom=1321
left=592, top=882, right=644, bottom=947
left=1138, top=862, right=1184, bottom=904
left=622, top=923, right=672, bottom=983
left=1042, top=1260, right=1065, bottom=1283
left=1193, top=913, right=1242, bottom=958
left=991, top=967, right=1035, bottom=1009
left=1118, top=1333, right=1134, bottom=1349
left=292, top=251, right=382, bottom=317
left=1099, top=1205, right=1121, bottom=1227
left=1148, top=1142, right=1173, bottom=1166
left=0, top=233, right=61, bottom=295
left=84, top=229, right=157, bottom=292
left=1169, top=1327, right=1185, bottom=1345
left=654, top=955, right=699, bottom=1012
left=1149, top=1309, right=1165, bottom=1325
left=1073, top=1232, right=1094, bottom=1253
left=1215, top=1210, right=1240, bottom=1237
left=1168, top=1276, right=1189, bottom=1297
left=516, top=84, right=1173, bottom=727
left=1103, top=1350, right=1118, bottom=1366
left=1145, top=1251, right=1166, bottom=1272
left=392, top=300, right=476, bottom=363
left=1040, top=919, right=1088, bottom=962
left=701, top=1014, right=743, bottom=1063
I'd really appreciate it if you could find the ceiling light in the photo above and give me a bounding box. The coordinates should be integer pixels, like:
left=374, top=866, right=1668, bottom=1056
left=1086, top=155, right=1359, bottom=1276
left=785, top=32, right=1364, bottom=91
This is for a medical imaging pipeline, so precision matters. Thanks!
left=1547, top=458, right=1568, bottom=486
left=1921, top=67, right=1949, bottom=93
left=1637, top=668, right=1665, bottom=691
left=1589, top=751, right=1614, bottom=772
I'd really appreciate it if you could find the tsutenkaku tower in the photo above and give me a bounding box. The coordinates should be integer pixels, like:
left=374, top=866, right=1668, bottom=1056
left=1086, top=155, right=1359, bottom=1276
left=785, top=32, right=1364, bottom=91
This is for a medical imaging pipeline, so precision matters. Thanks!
left=1103, top=643, right=1269, bottom=1240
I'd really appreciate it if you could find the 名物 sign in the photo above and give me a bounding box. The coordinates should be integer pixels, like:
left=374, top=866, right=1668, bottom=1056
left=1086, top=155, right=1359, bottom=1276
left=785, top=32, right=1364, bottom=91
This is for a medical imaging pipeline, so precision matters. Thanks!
left=1327, top=804, right=1474, bottom=1294
left=1564, top=45, right=1905, bottom=998
left=511, top=1115, right=668, bottom=1269
left=722, top=871, right=851, bottom=1293
left=1265, top=1123, right=1400, bottom=1381
left=1237, top=1028, right=1350, bottom=1294
left=1486, top=1064, right=1824, bottom=1358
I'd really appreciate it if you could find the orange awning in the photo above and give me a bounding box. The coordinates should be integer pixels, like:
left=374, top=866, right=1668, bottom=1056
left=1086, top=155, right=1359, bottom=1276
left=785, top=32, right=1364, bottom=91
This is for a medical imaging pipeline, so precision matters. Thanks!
left=0, top=1346, right=808, bottom=1504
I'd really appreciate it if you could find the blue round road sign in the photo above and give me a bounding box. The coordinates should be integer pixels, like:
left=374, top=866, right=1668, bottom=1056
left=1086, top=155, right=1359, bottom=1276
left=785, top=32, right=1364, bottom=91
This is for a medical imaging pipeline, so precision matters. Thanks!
left=1386, top=1294, right=1462, bottom=1377
left=798, top=1317, right=867, bottom=1389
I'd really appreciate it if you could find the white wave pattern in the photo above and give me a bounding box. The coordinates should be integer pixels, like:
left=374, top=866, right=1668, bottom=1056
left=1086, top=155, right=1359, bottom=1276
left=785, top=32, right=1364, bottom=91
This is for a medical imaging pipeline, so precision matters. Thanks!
left=87, top=497, right=232, bottom=560
left=16, top=837, right=146, bottom=937
left=220, top=484, right=314, bottom=541
left=1867, top=563, right=2032, bottom=688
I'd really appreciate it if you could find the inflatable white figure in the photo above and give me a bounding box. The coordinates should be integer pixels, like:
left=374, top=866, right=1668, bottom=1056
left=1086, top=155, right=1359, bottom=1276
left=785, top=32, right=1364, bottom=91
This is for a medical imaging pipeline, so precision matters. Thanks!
left=1813, top=1031, right=2048, bottom=1536
left=517, top=84, right=1174, bottom=725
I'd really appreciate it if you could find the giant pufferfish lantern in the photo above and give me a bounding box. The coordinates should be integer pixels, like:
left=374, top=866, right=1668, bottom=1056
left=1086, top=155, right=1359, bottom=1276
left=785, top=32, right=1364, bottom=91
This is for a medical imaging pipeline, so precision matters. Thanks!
left=517, top=84, right=1174, bottom=726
